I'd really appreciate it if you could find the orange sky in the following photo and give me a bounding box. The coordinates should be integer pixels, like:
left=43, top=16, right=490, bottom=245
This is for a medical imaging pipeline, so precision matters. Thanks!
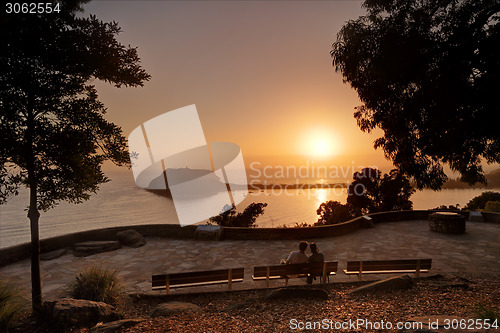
left=84, top=1, right=393, bottom=171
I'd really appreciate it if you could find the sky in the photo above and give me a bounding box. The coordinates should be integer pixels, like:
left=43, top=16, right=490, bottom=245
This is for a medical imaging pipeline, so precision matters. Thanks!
left=82, top=0, right=393, bottom=172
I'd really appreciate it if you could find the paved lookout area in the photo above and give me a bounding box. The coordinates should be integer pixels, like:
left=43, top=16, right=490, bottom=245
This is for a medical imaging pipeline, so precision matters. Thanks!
left=1, top=220, right=500, bottom=302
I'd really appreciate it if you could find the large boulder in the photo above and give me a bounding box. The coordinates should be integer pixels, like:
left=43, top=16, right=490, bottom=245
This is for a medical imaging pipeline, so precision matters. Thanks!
left=150, top=302, right=202, bottom=317
left=116, top=229, right=146, bottom=248
left=43, top=298, right=122, bottom=328
left=73, top=241, right=121, bottom=257
left=263, top=288, right=329, bottom=300
left=40, top=248, right=67, bottom=261
left=349, top=275, right=413, bottom=294
left=93, top=318, right=146, bottom=332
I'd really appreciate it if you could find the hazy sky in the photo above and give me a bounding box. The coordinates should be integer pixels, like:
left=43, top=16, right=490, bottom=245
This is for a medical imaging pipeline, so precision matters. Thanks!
left=83, top=1, right=392, bottom=169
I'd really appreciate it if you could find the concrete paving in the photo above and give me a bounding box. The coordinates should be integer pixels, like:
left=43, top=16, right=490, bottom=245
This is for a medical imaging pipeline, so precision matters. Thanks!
left=1, top=220, right=500, bottom=302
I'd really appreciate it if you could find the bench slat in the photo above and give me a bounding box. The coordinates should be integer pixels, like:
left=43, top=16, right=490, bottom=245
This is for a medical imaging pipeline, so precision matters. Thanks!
left=345, top=259, right=431, bottom=272
left=252, top=261, right=338, bottom=284
left=344, top=269, right=429, bottom=275
left=152, top=267, right=244, bottom=291
left=152, top=278, right=244, bottom=290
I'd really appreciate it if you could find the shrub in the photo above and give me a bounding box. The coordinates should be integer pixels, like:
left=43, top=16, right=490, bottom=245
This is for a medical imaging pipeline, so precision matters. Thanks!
left=315, top=201, right=358, bottom=226
left=484, top=201, right=500, bottom=213
left=67, top=266, right=123, bottom=306
left=464, top=191, right=500, bottom=210
left=0, top=278, right=24, bottom=331
left=430, top=204, right=461, bottom=211
left=209, top=203, right=267, bottom=227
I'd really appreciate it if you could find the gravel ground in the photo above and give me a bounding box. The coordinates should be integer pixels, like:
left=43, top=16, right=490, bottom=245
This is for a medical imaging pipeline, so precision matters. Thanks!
left=15, top=274, right=500, bottom=332
left=121, top=274, right=500, bottom=333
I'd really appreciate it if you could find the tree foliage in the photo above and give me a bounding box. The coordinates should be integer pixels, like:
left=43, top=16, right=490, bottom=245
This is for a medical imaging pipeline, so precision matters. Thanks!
left=316, top=168, right=414, bottom=225
left=464, top=191, right=500, bottom=210
left=348, top=168, right=414, bottom=214
left=0, top=0, right=150, bottom=310
left=315, top=200, right=357, bottom=226
left=209, top=203, right=268, bottom=228
left=332, top=0, right=500, bottom=190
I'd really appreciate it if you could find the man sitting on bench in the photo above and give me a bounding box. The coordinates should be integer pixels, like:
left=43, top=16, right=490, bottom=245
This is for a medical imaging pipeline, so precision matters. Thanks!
left=281, top=241, right=309, bottom=286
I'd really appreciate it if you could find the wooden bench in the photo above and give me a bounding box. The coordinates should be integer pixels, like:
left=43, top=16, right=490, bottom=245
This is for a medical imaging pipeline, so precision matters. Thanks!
left=152, top=267, right=244, bottom=294
left=253, top=261, right=338, bottom=287
left=343, top=259, right=432, bottom=280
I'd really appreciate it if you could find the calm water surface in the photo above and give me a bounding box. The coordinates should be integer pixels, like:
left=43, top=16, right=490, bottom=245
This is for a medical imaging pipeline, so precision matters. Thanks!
left=0, top=169, right=497, bottom=248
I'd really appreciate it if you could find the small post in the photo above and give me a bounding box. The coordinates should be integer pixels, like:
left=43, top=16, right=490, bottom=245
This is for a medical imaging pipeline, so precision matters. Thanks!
left=228, top=269, right=233, bottom=290
left=358, top=261, right=363, bottom=281
left=266, top=266, right=270, bottom=288
left=166, top=275, right=170, bottom=295
left=322, top=262, right=327, bottom=283
left=415, top=259, right=421, bottom=279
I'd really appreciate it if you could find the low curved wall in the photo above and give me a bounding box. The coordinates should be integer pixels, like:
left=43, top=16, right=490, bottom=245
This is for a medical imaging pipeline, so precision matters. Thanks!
left=1, top=210, right=498, bottom=267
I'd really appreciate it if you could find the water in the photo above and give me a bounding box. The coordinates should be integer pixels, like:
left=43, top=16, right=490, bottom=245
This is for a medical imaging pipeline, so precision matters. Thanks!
left=1, top=169, right=498, bottom=248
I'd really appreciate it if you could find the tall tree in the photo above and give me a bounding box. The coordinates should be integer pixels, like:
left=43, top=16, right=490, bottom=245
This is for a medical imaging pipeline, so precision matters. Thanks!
left=347, top=168, right=414, bottom=214
left=0, top=0, right=150, bottom=311
left=331, top=0, right=500, bottom=190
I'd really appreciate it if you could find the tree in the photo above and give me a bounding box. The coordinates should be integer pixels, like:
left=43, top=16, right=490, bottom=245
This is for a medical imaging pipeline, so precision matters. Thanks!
left=0, top=0, right=150, bottom=311
left=331, top=0, right=500, bottom=190
left=464, top=191, right=500, bottom=210
left=315, top=200, right=358, bottom=225
left=209, top=203, right=268, bottom=228
left=347, top=168, right=414, bottom=214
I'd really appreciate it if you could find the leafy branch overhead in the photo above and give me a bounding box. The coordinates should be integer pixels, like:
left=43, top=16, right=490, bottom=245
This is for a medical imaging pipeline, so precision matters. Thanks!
left=332, top=0, right=500, bottom=189
left=0, top=1, right=151, bottom=211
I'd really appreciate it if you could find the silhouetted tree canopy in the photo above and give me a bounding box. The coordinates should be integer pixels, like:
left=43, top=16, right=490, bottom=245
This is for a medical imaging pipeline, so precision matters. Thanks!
left=316, top=168, right=414, bottom=225
left=315, top=200, right=357, bottom=225
left=331, top=0, right=500, bottom=190
left=0, top=0, right=150, bottom=310
left=209, top=203, right=268, bottom=228
left=347, top=168, right=414, bottom=214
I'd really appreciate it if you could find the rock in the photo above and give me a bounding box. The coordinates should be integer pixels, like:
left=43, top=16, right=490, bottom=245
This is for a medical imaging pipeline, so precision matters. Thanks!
left=43, top=298, right=122, bottom=328
left=73, top=241, right=121, bottom=257
left=469, top=211, right=484, bottom=222
left=362, top=215, right=374, bottom=228
left=40, top=248, right=67, bottom=261
left=194, top=225, right=222, bottom=240
left=223, top=298, right=260, bottom=311
left=150, top=302, right=202, bottom=317
left=116, top=229, right=146, bottom=248
left=263, top=288, right=328, bottom=300
left=93, top=318, right=145, bottom=332
left=349, top=275, right=413, bottom=294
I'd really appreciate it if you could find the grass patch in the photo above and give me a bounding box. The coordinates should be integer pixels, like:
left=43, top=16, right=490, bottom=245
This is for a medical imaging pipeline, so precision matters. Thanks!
left=67, top=266, right=123, bottom=306
left=0, top=278, right=25, bottom=332
left=472, top=302, right=500, bottom=321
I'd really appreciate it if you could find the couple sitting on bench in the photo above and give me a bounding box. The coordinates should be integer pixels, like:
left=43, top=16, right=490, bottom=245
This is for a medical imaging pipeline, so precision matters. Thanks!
left=281, top=241, right=324, bottom=285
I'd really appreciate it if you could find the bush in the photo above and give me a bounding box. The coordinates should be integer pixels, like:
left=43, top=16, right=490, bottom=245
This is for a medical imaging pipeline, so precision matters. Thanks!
left=0, top=278, right=24, bottom=332
left=67, top=266, right=123, bottom=306
left=315, top=201, right=358, bottom=226
left=464, top=191, right=500, bottom=210
left=430, top=204, right=461, bottom=211
left=209, top=203, right=267, bottom=227
left=484, top=201, right=500, bottom=213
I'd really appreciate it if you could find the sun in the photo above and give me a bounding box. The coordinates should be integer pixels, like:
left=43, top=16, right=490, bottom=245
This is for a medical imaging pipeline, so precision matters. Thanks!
left=299, top=128, right=342, bottom=158
left=311, top=138, right=330, bottom=156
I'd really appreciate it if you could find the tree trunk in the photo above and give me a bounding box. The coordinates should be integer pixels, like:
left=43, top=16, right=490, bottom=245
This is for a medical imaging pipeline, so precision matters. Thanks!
left=26, top=102, right=42, bottom=312
left=28, top=190, right=42, bottom=312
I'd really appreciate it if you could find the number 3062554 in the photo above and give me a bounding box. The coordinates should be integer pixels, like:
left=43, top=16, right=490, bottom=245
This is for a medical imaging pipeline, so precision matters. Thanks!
left=6, top=3, right=61, bottom=14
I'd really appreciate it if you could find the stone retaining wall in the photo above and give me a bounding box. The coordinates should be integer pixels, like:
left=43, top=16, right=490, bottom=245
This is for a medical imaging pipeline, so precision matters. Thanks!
left=1, top=210, right=498, bottom=267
